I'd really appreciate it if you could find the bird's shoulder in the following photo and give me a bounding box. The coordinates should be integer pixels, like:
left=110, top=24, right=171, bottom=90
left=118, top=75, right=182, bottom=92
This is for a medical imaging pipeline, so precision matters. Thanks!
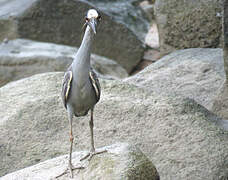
left=61, top=67, right=73, bottom=109
left=89, top=68, right=101, bottom=102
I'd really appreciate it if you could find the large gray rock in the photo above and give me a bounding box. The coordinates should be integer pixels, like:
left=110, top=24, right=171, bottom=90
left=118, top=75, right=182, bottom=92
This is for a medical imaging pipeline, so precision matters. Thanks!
left=154, top=0, right=223, bottom=55
left=0, top=39, right=128, bottom=87
left=0, top=0, right=149, bottom=73
left=212, top=82, right=228, bottom=119
left=126, top=48, right=225, bottom=111
left=0, top=72, right=227, bottom=179
left=213, top=1, right=228, bottom=119
left=1, top=143, right=159, bottom=180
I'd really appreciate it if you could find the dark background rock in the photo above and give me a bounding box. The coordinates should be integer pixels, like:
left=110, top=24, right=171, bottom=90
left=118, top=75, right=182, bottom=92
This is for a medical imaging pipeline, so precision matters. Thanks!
left=154, top=0, right=223, bottom=55
left=224, top=0, right=228, bottom=78
left=0, top=0, right=150, bottom=73
left=86, top=0, right=149, bottom=41
left=140, top=0, right=155, bottom=22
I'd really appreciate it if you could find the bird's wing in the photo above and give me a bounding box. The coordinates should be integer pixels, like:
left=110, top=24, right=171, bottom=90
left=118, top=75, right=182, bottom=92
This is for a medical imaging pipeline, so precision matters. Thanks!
left=89, top=69, right=101, bottom=102
left=61, top=68, right=73, bottom=109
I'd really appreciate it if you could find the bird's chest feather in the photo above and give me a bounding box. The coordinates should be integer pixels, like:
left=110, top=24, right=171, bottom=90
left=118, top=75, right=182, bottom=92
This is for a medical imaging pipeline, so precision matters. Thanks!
left=68, top=80, right=96, bottom=115
left=76, top=79, right=92, bottom=98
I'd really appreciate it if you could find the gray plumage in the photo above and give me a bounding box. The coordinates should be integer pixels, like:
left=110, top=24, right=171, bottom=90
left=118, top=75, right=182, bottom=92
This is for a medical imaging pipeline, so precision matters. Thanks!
left=61, top=9, right=105, bottom=178
left=61, top=19, right=100, bottom=116
left=61, top=66, right=100, bottom=116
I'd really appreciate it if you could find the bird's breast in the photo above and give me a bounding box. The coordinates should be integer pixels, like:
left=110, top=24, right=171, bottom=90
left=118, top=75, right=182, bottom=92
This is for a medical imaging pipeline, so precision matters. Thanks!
left=68, top=79, right=96, bottom=116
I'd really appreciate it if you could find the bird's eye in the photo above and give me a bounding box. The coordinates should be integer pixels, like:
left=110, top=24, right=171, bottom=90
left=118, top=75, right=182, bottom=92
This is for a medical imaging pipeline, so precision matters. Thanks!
left=85, top=17, right=89, bottom=22
left=97, top=15, right=101, bottom=21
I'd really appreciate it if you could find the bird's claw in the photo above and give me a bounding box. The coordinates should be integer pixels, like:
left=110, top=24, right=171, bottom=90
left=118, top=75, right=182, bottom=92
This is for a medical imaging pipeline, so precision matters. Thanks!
left=68, top=162, right=74, bottom=178
left=80, top=149, right=107, bottom=161
left=54, top=163, right=84, bottom=179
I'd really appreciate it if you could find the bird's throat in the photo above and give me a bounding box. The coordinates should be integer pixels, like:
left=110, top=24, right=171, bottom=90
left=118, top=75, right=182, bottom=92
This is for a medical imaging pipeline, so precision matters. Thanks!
left=81, top=26, right=95, bottom=51
left=72, top=26, right=95, bottom=83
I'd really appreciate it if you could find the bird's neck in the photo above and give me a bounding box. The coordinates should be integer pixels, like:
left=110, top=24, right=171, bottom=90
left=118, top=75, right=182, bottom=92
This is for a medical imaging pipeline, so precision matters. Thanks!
left=79, top=25, right=94, bottom=54
left=72, top=26, right=94, bottom=78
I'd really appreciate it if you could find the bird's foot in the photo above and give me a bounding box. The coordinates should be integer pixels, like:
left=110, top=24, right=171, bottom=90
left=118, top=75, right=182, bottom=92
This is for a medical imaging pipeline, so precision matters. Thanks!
left=80, top=149, right=107, bottom=162
left=68, top=162, right=84, bottom=178
left=55, top=162, right=84, bottom=179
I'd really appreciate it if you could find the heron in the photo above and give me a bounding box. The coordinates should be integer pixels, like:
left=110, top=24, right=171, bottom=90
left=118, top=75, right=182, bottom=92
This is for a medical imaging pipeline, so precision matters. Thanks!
left=61, top=9, right=106, bottom=177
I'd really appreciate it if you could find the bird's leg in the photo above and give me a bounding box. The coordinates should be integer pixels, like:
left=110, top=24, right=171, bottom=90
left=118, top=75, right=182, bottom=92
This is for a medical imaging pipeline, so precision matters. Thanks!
left=54, top=109, right=85, bottom=179
left=80, top=108, right=107, bottom=162
left=68, top=110, right=74, bottom=177
left=90, top=108, right=95, bottom=152
left=65, top=107, right=84, bottom=178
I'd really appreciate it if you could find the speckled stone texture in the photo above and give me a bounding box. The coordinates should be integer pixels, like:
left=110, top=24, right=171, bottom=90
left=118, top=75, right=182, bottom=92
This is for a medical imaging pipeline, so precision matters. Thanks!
left=1, top=143, right=159, bottom=180
left=126, top=48, right=225, bottom=112
left=154, top=0, right=223, bottom=55
left=212, top=1, right=228, bottom=119
left=0, top=72, right=227, bottom=179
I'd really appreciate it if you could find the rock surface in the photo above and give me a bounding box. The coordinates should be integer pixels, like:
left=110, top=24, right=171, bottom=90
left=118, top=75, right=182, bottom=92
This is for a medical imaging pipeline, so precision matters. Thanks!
left=0, top=39, right=128, bottom=87
left=0, top=0, right=149, bottom=73
left=0, top=72, right=227, bottom=179
left=154, top=0, right=223, bottom=54
left=126, top=48, right=225, bottom=111
left=1, top=143, right=159, bottom=180
left=86, top=0, right=149, bottom=42
left=212, top=82, right=228, bottom=120
left=213, top=1, right=228, bottom=119
left=145, top=23, right=159, bottom=49
left=140, top=0, right=155, bottom=22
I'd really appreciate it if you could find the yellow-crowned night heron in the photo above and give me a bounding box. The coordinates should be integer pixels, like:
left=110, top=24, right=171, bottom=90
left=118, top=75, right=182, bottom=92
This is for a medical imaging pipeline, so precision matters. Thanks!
left=61, top=9, right=106, bottom=177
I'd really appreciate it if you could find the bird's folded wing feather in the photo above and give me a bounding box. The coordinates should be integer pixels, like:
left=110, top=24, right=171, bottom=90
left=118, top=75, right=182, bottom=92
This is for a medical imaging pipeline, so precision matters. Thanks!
left=61, top=69, right=73, bottom=109
left=89, top=69, right=101, bottom=102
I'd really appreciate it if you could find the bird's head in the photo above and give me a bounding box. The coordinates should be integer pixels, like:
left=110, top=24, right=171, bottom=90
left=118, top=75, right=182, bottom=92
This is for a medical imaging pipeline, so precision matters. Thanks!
left=84, top=9, right=101, bottom=34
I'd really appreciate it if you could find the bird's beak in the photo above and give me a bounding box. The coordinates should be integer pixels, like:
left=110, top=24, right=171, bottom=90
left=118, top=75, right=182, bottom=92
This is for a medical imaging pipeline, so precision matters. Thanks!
left=88, top=18, right=97, bottom=34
